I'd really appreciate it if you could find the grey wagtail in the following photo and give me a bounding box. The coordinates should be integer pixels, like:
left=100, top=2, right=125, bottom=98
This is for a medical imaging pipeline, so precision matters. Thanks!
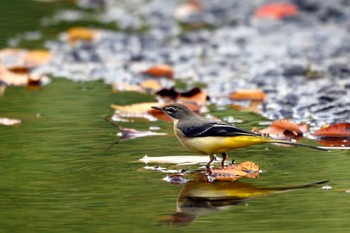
left=151, top=103, right=327, bottom=168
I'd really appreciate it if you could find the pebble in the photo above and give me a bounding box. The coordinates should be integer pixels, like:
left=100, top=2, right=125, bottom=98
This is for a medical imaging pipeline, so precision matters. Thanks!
left=27, top=0, right=350, bottom=127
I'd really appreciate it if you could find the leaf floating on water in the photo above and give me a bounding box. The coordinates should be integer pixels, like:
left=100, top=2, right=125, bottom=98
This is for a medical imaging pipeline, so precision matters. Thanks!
left=0, top=118, right=21, bottom=126
left=253, top=119, right=307, bottom=139
left=209, top=161, right=260, bottom=182
left=111, top=102, right=159, bottom=121
left=314, top=123, right=350, bottom=138
left=313, top=123, right=350, bottom=147
left=105, top=118, right=167, bottom=150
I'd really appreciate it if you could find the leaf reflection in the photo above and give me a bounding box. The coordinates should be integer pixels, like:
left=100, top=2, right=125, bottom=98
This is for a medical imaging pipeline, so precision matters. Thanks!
left=164, top=174, right=328, bottom=226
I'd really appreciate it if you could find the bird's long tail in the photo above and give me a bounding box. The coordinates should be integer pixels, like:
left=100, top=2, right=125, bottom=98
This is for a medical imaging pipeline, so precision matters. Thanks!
left=269, top=139, right=328, bottom=151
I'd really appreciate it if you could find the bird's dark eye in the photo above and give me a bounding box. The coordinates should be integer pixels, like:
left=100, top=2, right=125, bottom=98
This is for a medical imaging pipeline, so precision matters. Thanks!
left=166, top=107, right=176, bottom=113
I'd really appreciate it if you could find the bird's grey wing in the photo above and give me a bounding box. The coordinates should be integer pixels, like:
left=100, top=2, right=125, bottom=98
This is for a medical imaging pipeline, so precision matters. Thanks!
left=181, top=121, right=260, bottom=137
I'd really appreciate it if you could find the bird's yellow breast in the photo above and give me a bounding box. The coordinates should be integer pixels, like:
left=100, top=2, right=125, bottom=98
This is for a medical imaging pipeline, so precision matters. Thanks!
left=174, top=127, right=270, bottom=154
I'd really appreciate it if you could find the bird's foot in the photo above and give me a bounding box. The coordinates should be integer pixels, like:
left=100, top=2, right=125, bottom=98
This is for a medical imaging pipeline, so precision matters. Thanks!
left=205, top=165, right=212, bottom=175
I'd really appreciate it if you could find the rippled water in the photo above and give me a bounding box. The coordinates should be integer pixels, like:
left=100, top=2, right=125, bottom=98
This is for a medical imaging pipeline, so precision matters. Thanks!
left=1, top=2, right=350, bottom=232
left=1, top=79, right=350, bottom=233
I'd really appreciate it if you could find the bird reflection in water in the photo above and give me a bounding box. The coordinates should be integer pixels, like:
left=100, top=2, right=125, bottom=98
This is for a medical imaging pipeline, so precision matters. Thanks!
left=164, top=173, right=328, bottom=225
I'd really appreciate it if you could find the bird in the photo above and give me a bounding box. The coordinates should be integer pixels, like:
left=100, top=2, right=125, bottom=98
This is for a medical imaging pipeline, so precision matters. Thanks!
left=151, top=103, right=327, bottom=169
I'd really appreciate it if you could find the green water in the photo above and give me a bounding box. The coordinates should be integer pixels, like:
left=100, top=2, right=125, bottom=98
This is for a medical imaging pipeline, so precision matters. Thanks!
left=1, top=1, right=350, bottom=232
left=1, top=79, right=350, bottom=233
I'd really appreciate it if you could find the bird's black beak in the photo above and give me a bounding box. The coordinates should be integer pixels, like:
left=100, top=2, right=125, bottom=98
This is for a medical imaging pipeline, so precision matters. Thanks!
left=151, top=106, right=163, bottom=111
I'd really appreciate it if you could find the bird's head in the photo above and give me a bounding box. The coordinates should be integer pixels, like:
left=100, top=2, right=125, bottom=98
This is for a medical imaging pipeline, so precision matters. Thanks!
left=151, top=103, right=195, bottom=120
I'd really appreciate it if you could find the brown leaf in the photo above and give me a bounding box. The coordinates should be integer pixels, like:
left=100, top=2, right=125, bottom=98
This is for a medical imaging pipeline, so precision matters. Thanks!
left=313, top=123, right=350, bottom=138
left=142, top=64, right=174, bottom=79
left=156, top=87, right=208, bottom=107
left=210, top=161, right=260, bottom=181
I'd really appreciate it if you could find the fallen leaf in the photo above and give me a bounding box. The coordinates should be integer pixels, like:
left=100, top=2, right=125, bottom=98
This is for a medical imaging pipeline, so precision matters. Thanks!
left=255, top=3, right=298, bottom=19
left=313, top=123, right=350, bottom=138
left=156, top=87, right=208, bottom=107
left=209, top=161, right=260, bottom=181
left=0, top=66, right=50, bottom=87
left=23, top=50, right=51, bottom=67
left=142, top=64, right=174, bottom=79
left=253, top=119, right=307, bottom=138
left=0, top=118, right=21, bottom=126
left=111, top=102, right=160, bottom=121
left=230, top=89, right=267, bottom=101
left=112, top=82, right=142, bottom=93
left=67, top=27, right=97, bottom=44
left=139, top=79, right=162, bottom=92
left=105, top=118, right=167, bottom=150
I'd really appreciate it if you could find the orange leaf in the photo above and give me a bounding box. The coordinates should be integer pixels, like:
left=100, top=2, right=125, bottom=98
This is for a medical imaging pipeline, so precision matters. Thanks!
left=271, top=119, right=307, bottom=135
left=139, top=79, right=162, bottom=92
left=229, top=89, right=267, bottom=101
left=67, top=27, right=97, bottom=44
left=313, top=123, right=350, bottom=138
left=210, top=161, right=260, bottom=181
left=23, top=50, right=51, bottom=67
left=255, top=3, right=298, bottom=19
left=253, top=119, right=307, bottom=138
left=142, top=64, right=174, bottom=79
